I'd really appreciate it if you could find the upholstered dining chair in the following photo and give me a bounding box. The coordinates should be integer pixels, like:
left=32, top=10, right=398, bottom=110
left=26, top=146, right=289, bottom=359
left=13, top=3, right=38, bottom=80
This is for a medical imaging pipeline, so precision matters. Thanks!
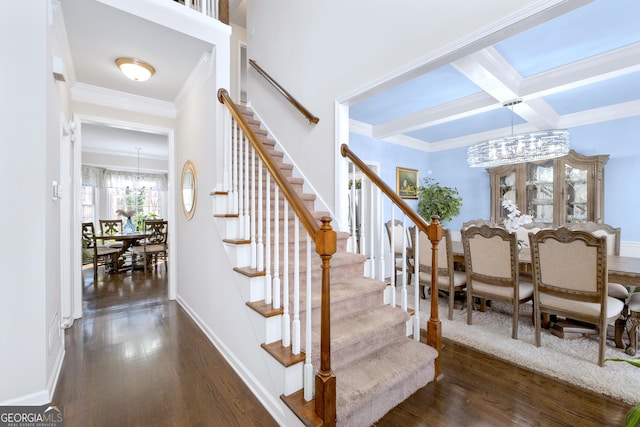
left=461, top=224, right=534, bottom=339
left=385, top=219, right=412, bottom=286
left=461, top=219, right=496, bottom=230
left=132, top=220, right=168, bottom=273
left=410, top=227, right=466, bottom=319
left=529, top=227, right=625, bottom=366
left=82, top=222, right=120, bottom=282
left=565, top=222, right=628, bottom=301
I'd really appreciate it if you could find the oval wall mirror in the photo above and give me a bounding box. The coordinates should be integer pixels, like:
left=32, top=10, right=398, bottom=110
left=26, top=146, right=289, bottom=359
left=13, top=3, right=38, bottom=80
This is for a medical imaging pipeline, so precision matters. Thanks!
left=181, top=160, right=197, bottom=220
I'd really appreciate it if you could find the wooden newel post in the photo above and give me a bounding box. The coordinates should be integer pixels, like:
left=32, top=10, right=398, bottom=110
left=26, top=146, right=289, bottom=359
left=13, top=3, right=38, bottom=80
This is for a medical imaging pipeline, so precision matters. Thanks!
left=426, top=215, right=443, bottom=380
left=314, top=217, right=337, bottom=426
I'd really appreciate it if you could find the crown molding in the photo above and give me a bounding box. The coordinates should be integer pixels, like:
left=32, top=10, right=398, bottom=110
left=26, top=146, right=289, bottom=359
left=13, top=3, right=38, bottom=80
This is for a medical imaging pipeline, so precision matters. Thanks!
left=71, top=83, right=176, bottom=118
left=174, top=51, right=213, bottom=112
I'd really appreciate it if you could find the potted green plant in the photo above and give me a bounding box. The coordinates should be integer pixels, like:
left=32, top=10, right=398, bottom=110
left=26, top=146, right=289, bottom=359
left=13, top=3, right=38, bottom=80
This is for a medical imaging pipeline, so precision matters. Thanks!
left=605, top=357, right=640, bottom=426
left=417, top=177, right=463, bottom=223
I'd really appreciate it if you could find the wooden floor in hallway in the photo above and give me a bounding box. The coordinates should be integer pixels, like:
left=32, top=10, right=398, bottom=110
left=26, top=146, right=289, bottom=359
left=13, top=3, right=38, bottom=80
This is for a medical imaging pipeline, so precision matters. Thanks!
left=52, top=265, right=631, bottom=426
left=52, top=266, right=278, bottom=426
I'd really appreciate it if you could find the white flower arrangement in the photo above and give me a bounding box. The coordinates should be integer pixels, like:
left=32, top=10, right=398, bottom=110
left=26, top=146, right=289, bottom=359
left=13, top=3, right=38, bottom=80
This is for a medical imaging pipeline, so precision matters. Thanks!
left=501, top=199, right=533, bottom=233
left=116, top=209, right=136, bottom=219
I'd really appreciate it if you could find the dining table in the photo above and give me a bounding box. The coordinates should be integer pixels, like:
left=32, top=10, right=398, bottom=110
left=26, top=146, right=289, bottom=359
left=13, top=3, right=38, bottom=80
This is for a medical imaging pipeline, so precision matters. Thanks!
left=450, top=241, right=640, bottom=286
left=94, top=231, right=150, bottom=272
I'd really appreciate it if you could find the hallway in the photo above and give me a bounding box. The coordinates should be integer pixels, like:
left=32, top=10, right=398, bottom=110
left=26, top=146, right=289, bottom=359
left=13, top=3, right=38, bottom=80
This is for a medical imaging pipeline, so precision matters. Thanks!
left=52, top=267, right=278, bottom=426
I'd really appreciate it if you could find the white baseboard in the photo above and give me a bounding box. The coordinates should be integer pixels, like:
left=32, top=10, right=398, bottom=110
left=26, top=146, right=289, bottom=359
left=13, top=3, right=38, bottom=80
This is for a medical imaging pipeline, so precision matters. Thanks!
left=175, top=295, right=297, bottom=427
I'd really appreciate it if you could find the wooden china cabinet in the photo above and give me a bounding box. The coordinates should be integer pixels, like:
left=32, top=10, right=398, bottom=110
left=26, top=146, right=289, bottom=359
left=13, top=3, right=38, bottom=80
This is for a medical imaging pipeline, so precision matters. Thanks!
left=488, top=150, right=609, bottom=225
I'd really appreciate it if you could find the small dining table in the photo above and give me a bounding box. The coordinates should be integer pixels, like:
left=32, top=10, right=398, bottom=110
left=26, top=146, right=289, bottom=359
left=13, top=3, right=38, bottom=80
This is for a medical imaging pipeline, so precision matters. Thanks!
left=94, top=231, right=150, bottom=272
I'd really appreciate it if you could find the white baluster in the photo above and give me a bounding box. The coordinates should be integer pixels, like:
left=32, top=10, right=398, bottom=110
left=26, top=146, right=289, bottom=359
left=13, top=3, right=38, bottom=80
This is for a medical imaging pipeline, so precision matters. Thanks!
left=250, top=147, right=257, bottom=269
left=237, top=129, right=245, bottom=240
left=292, top=216, right=301, bottom=355
left=401, top=216, right=408, bottom=311
left=223, top=110, right=230, bottom=205
left=231, top=120, right=238, bottom=215
left=378, top=189, right=385, bottom=282
left=273, top=186, right=281, bottom=310
left=303, top=235, right=313, bottom=401
left=390, top=208, right=396, bottom=308
left=243, top=133, right=250, bottom=240
left=257, top=159, right=264, bottom=272
left=282, top=200, right=290, bottom=347
left=369, top=178, right=375, bottom=278
left=413, top=225, right=420, bottom=340
left=348, top=165, right=356, bottom=253
left=264, top=173, right=271, bottom=305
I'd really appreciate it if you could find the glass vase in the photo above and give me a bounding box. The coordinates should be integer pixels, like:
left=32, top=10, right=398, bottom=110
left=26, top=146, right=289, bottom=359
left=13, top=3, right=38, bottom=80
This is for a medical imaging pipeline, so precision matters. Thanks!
left=124, top=217, right=135, bottom=234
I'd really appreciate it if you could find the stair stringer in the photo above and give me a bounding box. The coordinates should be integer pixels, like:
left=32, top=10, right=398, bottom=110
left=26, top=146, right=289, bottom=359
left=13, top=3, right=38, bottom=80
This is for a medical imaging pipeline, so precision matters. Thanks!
left=207, top=193, right=308, bottom=424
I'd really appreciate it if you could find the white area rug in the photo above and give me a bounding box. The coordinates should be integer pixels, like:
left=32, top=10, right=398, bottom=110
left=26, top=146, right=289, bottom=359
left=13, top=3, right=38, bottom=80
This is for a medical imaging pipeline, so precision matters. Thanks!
left=397, top=288, right=640, bottom=404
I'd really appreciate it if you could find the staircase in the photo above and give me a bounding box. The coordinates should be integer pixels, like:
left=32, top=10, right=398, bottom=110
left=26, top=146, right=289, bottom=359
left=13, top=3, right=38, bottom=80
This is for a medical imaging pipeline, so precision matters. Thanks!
left=213, top=99, right=438, bottom=426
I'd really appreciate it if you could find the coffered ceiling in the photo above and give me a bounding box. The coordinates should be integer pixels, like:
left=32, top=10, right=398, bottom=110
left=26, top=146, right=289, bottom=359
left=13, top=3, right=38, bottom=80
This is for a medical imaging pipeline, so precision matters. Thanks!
left=349, top=0, right=640, bottom=151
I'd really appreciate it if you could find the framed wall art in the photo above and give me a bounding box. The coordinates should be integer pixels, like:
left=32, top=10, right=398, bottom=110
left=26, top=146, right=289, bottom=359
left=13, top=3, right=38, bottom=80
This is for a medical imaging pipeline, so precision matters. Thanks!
left=396, top=167, right=418, bottom=199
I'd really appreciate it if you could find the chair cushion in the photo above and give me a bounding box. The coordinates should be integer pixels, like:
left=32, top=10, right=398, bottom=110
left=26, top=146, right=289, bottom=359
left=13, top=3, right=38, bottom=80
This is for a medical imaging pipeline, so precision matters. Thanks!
left=629, top=293, right=640, bottom=312
left=96, top=247, right=120, bottom=256
left=418, top=270, right=466, bottom=289
left=133, top=244, right=166, bottom=254
left=539, top=294, right=624, bottom=322
left=607, top=282, right=629, bottom=299
left=471, top=279, right=533, bottom=300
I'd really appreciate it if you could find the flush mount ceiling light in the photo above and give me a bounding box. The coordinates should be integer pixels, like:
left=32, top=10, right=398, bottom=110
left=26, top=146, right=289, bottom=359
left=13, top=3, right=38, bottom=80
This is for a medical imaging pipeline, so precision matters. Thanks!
left=115, top=57, right=155, bottom=82
left=467, top=99, right=570, bottom=168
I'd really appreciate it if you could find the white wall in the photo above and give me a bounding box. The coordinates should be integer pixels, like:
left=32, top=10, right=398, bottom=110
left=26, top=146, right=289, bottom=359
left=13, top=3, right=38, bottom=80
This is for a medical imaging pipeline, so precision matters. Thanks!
left=0, top=1, right=65, bottom=404
left=246, top=0, right=544, bottom=221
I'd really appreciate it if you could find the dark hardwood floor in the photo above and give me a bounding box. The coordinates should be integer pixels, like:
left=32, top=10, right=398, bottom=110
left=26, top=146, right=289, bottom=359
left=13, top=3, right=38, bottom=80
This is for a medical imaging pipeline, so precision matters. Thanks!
left=53, top=265, right=631, bottom=426
left=52, top=265, right=278, bottom=427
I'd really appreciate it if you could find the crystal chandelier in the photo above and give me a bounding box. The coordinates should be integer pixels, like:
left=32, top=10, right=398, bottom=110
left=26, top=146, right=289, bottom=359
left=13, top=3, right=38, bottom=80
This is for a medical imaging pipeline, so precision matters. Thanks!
left=467, top=100, right=570, bottom=168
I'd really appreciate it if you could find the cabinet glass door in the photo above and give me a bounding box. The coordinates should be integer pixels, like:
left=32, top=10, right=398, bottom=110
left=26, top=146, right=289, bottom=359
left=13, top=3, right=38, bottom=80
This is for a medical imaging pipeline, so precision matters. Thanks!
left=565, top=164, right=588, bottom=223
left=526, top=161, right=554, bottom=223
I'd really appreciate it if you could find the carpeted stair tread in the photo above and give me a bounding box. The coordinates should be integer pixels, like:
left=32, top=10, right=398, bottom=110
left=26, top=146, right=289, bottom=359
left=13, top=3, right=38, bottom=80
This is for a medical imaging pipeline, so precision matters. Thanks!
left=299, top=277, right=387, bottom=321
left=334, top=337, right=437, bottom=427
left=305, top=305, right=410, bottom=373
left=329, top=306, right=410, bottom=370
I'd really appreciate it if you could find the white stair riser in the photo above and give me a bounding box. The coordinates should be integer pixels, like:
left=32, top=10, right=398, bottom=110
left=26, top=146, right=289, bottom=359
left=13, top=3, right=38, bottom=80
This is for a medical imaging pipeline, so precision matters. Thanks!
left=223, top=241, right=251, bottom=267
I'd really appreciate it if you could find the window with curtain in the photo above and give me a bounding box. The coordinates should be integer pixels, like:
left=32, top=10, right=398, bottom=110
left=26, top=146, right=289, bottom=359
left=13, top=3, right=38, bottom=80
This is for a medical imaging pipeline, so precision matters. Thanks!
left=81, top=185, right=95, bottom=223
left=82, top=166, right=167, bottom=222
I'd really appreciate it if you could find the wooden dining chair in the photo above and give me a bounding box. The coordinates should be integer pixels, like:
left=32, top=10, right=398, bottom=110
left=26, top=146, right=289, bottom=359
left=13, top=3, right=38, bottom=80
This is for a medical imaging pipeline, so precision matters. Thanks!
left=529, top=227, right=625, bottom=366
left=82, top=222, right=120, bottom=282
left=461, top=224, right=534, bottom=339
left=99, top=219, right=124, bottom=249
left=410, top=227, right=466, bottom=319
left=132, top=220, right=168, bottom=273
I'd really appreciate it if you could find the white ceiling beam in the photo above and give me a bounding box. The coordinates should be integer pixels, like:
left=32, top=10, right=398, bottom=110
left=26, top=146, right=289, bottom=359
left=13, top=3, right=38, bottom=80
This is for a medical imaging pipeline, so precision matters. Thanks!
left=512, top=98, right=559, bottom=129
left=520, top=42, right=640, bottom=99
left=372, top=92, right=498, bottom=139
left=559, top=99, right=640, bottom=128
left=451, top=47, right=522, bottom=103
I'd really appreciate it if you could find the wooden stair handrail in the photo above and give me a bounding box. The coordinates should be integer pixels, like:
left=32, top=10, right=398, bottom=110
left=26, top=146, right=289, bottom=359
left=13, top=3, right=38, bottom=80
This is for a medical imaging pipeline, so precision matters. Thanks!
left=249, top=59, right=320, bottom=125
left=219, top=88, right=336, bottom=424
left=219, top=88, right=321, bottom=238
left=341, top=144, right=429, bottom=232
left=340, top=143, right=443, bottom=378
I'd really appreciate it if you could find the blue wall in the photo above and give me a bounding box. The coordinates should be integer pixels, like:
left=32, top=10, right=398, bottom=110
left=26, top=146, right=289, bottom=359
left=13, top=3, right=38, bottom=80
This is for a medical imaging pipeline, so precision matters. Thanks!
left=349, top=115, right=640, bottom=240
